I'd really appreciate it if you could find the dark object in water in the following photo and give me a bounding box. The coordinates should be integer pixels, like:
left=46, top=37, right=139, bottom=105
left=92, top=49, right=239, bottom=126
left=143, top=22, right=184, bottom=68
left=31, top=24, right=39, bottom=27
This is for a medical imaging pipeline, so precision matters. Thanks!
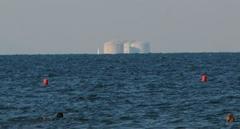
left=56, top=112, right=64, bottom=119
left=226, top=113, right=235, bottom=123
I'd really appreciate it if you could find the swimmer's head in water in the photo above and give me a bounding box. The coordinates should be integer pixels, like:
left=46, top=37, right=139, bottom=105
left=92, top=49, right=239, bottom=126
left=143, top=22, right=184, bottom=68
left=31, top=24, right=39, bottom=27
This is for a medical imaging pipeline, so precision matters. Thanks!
left=226, top=113, right=235, bottom=123
left=56, top=112, right=64, bottom=119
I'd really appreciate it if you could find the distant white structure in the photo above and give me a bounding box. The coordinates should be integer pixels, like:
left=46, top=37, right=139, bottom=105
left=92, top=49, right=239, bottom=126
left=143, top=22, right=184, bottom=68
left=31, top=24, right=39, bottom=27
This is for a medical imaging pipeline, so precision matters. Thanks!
left=103, top=40, right=123, bottom=54
left=123, top=41, right=150, bottom=54
left=123, top=41, right=132, bottom=54
left=103, top=40, right=151, bottom=54
left=97, top=48, right=100, bottom=55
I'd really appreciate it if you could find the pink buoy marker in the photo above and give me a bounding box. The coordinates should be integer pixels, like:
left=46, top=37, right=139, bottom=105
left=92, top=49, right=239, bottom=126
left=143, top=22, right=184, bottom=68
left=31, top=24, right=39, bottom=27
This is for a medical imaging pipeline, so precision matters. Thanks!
left=43, top=78, right=49, bottom=86
left=201, top=73, right=208, bottom=82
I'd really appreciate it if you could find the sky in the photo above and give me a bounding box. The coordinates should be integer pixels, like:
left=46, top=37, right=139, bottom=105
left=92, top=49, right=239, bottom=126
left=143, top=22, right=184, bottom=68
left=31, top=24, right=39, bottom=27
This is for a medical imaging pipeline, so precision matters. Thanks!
left=1, top=0, right=240, bottom=54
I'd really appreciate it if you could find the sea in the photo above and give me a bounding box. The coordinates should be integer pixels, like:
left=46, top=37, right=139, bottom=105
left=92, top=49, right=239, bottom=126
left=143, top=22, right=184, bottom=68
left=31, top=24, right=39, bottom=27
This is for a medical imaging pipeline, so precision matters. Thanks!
left=0, top=53, right=240, bottom=129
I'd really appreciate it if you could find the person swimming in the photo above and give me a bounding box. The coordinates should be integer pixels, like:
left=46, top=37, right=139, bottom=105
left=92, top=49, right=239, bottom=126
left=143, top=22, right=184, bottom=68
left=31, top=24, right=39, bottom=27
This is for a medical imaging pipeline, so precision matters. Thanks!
left=223, top=113, right=240, bottom=129
left=56, top=112, right=64, bottom=119
left=226, top=113, right=235, bottom=123
left=38, top=112, right=64, bottom=121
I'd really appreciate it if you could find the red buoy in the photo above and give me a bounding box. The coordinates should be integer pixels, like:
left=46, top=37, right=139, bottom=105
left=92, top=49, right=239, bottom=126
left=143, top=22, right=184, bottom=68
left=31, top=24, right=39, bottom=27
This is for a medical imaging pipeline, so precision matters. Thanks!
left=43, top=78, right=49, bottom=86
left=201, top=74, right=208, bottom=82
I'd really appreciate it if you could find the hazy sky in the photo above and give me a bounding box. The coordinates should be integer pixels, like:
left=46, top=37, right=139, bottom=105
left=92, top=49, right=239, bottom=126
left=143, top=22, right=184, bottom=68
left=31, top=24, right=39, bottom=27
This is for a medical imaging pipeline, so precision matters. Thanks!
left=1, top=0, right=240, bottom=54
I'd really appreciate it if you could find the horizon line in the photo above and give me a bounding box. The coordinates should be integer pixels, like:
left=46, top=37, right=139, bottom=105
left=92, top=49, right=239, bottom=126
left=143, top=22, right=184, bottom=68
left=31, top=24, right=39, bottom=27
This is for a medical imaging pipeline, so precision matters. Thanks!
left=0, top=51, right=240, bottom=56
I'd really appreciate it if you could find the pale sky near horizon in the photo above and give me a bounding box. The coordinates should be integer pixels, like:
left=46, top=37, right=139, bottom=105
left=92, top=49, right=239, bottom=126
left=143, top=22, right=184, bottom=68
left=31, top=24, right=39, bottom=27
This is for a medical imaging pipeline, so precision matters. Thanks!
left=1, top=0, right=240, bottom=54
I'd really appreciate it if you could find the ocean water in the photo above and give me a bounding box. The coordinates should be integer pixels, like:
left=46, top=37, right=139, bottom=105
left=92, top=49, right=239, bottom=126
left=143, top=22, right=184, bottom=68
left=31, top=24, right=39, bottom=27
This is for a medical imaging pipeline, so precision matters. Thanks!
left=0, top=53, right=240, bottom=129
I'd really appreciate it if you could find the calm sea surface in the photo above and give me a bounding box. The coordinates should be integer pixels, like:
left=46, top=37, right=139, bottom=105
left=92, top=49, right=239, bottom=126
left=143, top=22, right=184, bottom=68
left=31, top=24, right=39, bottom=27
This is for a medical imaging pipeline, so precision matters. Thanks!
left=0, top=53, right=240, bottom=129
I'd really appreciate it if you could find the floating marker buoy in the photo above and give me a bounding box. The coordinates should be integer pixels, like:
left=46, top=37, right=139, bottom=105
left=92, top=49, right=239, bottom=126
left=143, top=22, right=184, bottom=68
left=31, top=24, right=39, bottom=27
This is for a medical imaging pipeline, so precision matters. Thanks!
left=201, top=73, right=208, bottom=82
left=43, top=78, right=49, bottom=86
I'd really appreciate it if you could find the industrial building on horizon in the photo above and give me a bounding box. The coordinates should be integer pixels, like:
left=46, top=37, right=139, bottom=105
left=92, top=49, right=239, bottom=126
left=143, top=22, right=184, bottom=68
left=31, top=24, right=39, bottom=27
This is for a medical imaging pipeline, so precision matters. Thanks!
left=103, top=40, right=151, bottom=54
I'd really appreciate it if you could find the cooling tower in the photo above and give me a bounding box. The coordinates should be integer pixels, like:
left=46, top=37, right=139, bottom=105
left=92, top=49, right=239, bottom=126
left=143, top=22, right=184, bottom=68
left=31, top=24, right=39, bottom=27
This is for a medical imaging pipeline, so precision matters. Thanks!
left=104, top=40, right=151, bottom=54
left=103, top=41, right=123, bottom=54
left=123, top=41, right=151, bottom=54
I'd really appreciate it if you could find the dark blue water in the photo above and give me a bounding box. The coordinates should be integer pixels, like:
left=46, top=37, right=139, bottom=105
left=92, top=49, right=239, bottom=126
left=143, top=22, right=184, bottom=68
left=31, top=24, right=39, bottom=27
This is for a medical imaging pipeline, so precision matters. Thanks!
left=0, top=53, right=240, bottom=129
